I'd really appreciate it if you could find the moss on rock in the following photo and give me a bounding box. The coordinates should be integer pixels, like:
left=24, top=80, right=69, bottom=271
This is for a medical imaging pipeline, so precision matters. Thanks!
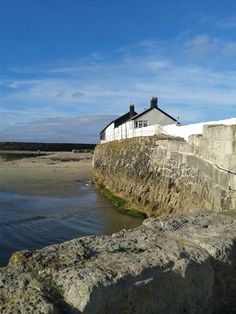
left=93, top=175, right=146, bottom=218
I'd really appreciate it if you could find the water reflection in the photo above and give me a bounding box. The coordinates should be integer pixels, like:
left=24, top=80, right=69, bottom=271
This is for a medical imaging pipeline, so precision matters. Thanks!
left=0, top=184, right=143, bottom=266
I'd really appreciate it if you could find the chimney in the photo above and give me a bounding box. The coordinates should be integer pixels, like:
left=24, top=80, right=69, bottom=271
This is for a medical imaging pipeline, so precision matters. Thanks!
left=129, top=104, right=135, bottom=116
left=150, top=96, right=158, bottom=109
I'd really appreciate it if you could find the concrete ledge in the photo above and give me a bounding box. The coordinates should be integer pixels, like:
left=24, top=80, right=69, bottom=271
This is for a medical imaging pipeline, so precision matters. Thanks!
left=0, top=211, right=236, bottom=313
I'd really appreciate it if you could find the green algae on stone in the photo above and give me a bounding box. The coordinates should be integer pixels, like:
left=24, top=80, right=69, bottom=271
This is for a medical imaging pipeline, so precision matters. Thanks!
left=94, top=178, right=146, bottom=218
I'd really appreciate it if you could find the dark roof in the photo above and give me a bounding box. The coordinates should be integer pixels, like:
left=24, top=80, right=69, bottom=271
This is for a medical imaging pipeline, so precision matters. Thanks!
left=131, top=107, right=177, bottom=122
left=114, top=111, right=138, bottom=127
left=100, top=110, right=138, bottom=135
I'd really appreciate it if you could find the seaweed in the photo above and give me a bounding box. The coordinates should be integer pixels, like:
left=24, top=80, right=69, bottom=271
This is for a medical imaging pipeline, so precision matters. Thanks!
left=94, top=178, right=146, bottom=219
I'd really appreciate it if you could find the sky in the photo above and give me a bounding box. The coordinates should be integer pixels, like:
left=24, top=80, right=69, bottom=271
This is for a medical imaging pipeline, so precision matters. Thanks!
left=0, top=0, right=236, bottom=143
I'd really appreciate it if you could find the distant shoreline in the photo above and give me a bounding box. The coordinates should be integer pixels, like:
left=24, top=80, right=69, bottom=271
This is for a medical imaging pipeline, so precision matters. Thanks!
left=0, top=141, right=96, bottom=152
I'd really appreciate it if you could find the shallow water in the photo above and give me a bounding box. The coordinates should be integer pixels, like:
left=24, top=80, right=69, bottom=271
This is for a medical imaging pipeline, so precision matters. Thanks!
left=0, top=183, right=143, bottom=266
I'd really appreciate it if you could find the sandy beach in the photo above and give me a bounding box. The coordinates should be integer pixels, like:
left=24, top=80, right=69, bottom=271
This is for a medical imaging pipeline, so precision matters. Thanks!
left=0, top=152, right=93, bottom=197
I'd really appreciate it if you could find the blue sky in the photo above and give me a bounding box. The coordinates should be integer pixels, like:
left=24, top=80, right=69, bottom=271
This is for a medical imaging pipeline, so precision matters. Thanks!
left=1, top=0, right=236, bottom=143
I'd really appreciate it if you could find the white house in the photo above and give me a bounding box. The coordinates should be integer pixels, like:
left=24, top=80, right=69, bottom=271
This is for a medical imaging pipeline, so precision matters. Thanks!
left=100, top=97, right=178, bottom=143
left=100, top=104, right=138, bottom=142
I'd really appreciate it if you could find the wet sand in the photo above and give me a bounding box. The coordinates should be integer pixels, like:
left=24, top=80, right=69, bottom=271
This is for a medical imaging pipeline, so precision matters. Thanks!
left=0, top=152, right=93, bottom=197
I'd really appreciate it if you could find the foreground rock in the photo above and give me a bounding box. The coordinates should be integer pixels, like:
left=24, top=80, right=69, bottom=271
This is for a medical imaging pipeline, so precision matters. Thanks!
left=0, top=211, right=236, bottom=313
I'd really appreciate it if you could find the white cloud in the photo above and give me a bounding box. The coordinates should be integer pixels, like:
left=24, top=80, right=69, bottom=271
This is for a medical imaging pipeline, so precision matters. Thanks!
left=183, top=34, right=218, bottom=57
left=0, top=115, right=117, bottom=143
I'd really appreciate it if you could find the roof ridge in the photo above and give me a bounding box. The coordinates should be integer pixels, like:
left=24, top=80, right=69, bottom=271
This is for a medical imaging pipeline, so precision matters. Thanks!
left=131, top=107, right=177, bottom=122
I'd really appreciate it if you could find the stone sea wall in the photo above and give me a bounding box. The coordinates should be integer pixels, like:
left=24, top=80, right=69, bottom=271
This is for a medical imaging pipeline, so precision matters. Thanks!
left=93, top=125, right=236, bottom=216
left=1, top=211, right=236, bottom=313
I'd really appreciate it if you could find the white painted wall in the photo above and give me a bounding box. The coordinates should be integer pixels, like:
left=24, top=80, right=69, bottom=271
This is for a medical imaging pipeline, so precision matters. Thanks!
left=163, top=118, right=236, bottom=141
left=101, top=120, right=163, bottom=143
left=127, top=123, right=161, bottom=138
left=101, top=122, right=115, bottom=143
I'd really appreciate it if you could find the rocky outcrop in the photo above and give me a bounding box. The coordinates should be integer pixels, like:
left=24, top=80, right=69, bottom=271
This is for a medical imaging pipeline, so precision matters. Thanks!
left=93, top=131, right=236, bottom=216
left=0, top=211, right=236, bottom=313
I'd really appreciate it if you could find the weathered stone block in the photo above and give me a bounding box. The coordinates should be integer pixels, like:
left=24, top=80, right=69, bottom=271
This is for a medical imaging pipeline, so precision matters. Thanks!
left=204, top=124, right=236, bottom=140
left=1, top=212, right=236, bottom=313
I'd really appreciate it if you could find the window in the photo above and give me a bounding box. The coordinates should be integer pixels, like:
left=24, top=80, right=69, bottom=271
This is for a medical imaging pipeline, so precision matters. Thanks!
left=138, top=121, right=143, bottom=128
left=134, top=120, right=148, bottom=128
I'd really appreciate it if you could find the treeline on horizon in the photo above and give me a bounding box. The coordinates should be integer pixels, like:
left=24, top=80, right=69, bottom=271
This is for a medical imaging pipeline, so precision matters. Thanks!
left=0, top=142, right=96, bottom=152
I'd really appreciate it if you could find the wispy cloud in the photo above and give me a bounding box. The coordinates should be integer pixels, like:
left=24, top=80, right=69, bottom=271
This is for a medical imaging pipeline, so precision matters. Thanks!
left=183, top=34, right=218, bottom=57
left=182, top=34, right=236, bottom=59
left=222, top=42, right=236, bottom=56
left=201, top=16, right=236, bottom=29
left=0, top=115, right=117, bottom=143
left=216, top=17, right=236, bottom=28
